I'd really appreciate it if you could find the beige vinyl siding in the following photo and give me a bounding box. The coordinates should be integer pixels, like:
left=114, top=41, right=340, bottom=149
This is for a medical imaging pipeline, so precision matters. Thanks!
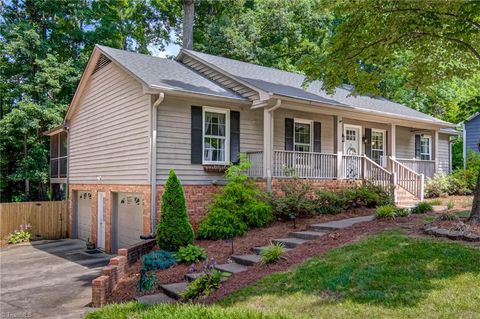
left=396, top=126, right=415, bottom=159
left=69, top=63, right=150, bottom=184
left=437, top=133, right=451, bottom=174
left=273, top=109, right=335, bottom=153
left=156, top=97, right=263, bottom=185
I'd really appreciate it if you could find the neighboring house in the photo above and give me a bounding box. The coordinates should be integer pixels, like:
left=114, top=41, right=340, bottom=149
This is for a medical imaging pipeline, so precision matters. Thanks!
left=463, top=112, right=480, bottom=167
left=46, top=45, right=457, bottom=253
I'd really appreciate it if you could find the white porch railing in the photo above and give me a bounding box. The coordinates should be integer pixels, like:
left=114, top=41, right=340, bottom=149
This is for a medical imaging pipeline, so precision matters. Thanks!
left=342, top=155, right=362, bottom=180
left=272, top=150, right=337, bottom=178
left=396, top=159, right=435, bottom=178
left=389, top=157, right=424, bottom=200
left=363, top=155, right=394, bottom=193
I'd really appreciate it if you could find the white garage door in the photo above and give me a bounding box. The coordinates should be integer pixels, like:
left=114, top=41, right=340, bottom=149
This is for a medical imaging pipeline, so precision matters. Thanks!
left=117, top=193, right=144, bottom=249
left=76, top=191, right=92, bottom=241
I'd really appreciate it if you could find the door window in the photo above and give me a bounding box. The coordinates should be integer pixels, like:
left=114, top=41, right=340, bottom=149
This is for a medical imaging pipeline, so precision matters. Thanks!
left=371, top=130, right=385, bottom=165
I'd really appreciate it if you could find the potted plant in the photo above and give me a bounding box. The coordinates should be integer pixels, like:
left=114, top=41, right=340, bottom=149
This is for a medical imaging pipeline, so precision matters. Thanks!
left=86, top=238, right=95, bottom=250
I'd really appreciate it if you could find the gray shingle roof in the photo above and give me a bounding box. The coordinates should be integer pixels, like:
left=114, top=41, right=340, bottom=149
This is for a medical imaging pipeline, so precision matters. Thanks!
left=184, top=49, right=451, bottom=125
left=96, top=45, right=245, bottom=100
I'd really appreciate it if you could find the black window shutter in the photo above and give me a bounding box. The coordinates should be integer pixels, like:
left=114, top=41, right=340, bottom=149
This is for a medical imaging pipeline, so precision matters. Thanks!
left=385, top=131, right=388, bottom=157
left=285, top=118, right=294, bottom=151
left=414, top=134, right=421, bottom=159
left=313, top=122, right=321, bottom=152
left=364, top=128, right=372, bottom=158
left=230, top=111, right=240, bottom=164
left=191, top=106, right=203, bottom=164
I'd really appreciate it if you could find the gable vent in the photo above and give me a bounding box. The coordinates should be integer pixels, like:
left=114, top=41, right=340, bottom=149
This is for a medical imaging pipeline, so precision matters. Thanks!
left=92, top=54, right=112, bottom=74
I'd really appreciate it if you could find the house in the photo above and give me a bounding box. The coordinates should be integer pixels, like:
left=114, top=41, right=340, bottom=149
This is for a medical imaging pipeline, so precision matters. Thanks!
left=46, top=45, right=457, bottom=253
left=463, top=112, right=480, bottom=167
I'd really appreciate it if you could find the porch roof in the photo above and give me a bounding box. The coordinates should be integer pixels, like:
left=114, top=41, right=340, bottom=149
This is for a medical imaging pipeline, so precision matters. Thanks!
left=182, top=50, right=453, bottom=127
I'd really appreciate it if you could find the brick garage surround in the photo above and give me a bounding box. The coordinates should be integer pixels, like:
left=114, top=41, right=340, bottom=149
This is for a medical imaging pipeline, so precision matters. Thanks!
left=68, top=184, right=151, bottom=253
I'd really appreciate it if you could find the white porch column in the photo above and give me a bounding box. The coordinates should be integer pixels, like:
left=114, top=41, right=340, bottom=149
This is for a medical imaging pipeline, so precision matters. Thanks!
left=434, top=129, right=439, bottom=173
left=263, top=107, right=274, bottom=190
left=390, top=124, right=396, bottom=158
left=336, top=116, right=343, bottom=179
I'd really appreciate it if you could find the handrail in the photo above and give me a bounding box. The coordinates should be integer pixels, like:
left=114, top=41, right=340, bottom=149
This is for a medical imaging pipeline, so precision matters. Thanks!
left=396, top=158, right=435, bottom=163
left=273, top=150, right=336, bottom=156
left=389, top=157, right=420, bottom=177
left=363, top=155, right=392, bottom=176
left=388, top=156, right=424, bottom=200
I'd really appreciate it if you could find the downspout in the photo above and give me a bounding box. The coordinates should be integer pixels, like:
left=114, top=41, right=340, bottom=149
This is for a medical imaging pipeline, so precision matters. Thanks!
left=65, top=124, right=70, bottom=238
left=150, top=93, right=165, bottom=235
left=265, top=99, right=281, bottom=192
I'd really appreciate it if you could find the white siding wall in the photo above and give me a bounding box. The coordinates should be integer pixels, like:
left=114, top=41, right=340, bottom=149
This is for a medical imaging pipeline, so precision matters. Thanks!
left=273, top=109, right=335, bottom=153
left=156, top=97, right=263, bottom=185
left=437, top=133, right=451, bottom=174
left=69, top=63, right=151, bottom=184
left=396, top=126, right=416, bottom=159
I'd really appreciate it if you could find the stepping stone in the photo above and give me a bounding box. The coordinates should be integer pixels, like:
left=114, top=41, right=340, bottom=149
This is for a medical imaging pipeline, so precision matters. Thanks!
left=184, top=272, right=229, bottom=282
left=215, top=262, right=248, bottom=274
left=231, top=254, right=261, bottom=266
left=252, top=246, right=292, bottom=254
left=135, top=293, right=175, bottom=305
left=160, top=282, right=189, bottom=300
left=272, top=237, right=309, bottom=248
left=289, top=230, right=327, bottom=240
left=310, top=215, right=375, bottom=231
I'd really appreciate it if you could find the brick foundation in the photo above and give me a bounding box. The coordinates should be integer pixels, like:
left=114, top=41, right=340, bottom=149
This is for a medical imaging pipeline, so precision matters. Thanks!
left=68, top=184, right=151, bottom=253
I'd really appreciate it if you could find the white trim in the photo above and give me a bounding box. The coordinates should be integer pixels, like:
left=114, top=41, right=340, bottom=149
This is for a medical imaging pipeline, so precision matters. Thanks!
left=202, top=106, right=230, bottom=165
left=420, top=135, right=432, bottom=161
left=371, top=128, right=386, bottom=166
left=343, top=124, right=362, bottom=155
left=293, top=118, right=313, bottom=152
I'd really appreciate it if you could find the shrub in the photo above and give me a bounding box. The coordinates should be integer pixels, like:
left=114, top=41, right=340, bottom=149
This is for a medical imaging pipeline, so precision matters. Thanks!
left=197, top=156, right=273, bottom=239
left=260, top=242, right=284, bottom=265
left=7, top=224, right=32, bottom=244
left=413, top=202, right=433, bottom=214
left=447, top=200, right=454, bottom=210
left=197, top=208, right=248, bottom=240
left=425, top=173, right=452, bottom=198
left=376, top=205, right=396, bottom=219
left=175, top=244, right=207, bottom=265
left=343, top=184, right=392, bottom=208
left=315, top=191, right=346, bottom=214
left=136, top=269, right=158, bottom=292
left=438, top=212, right=459, bottom=221
left=156, top=170, right=194, bottom=251
left=395, top=208, right=410, bottom=217
left=268, top=179, right=317, bottom=220
left=429, top=198, right=443, bottom=206
left=141, top=250, right=176, bottom=271
left=181, top=258, right=227, bottom=300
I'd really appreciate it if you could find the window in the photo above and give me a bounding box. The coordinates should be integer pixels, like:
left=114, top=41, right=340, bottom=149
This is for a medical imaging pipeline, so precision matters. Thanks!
left=294, top=120, right=312, bottom=152
left=420, top=136, right=431, bottom=160
left=371, top=129, right=385, bottom=166
left=50, top=131, right=68, bottom=178
left=203, top=107, right=229, bottom=164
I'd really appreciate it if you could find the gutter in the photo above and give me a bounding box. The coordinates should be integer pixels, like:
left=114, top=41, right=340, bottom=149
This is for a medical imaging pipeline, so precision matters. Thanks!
left=150, top=93, right=165, bottom=235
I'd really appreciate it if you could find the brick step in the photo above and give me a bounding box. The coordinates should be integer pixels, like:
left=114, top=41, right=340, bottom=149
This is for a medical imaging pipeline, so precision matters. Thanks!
left=160, top=282, right=189, bottom=300
left=231, top=254, right=261, bottom=266
left=252, top=246, right=292, bottom=254
left=214, top=262, right=248, bottom=274
left=289, top=230, right=327, bottom=240
left=272, top=237, right=309, bottom=248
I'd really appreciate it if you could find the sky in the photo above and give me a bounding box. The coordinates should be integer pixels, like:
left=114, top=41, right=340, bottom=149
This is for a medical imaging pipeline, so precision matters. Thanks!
left=150, top=42, right=181, bottom=58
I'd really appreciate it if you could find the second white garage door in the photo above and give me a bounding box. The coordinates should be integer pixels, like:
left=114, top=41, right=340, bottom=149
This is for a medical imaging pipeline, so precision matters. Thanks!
left=76, top=191, right=92, bottom=241
left=116, top=193, right=144, bottom=249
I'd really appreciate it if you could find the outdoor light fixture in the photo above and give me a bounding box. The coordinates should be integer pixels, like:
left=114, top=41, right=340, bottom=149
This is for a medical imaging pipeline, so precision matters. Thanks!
left=362, top=136, right=368, bottom=144
left=289, top=213, right=297, bottom=229
left=341, top=134, right=345, bottom=143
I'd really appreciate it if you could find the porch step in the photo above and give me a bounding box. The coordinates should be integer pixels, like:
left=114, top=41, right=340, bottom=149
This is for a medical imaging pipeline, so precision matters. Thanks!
left=272, top=237, right=309, bottom=248
left=214, top=262, right=248, bottom=274
left=160, top=282, right=189, bottom=300
left=231, top=254, right=262, bottom=266
left=289, top=230, right=328, bottom=240
left=252, top=246, right=292, bottom=254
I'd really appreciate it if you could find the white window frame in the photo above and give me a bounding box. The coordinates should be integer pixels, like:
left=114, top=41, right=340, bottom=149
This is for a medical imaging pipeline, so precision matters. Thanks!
left=371, top=129, right=386, bottom=166
left=420, top=135, right=432, bottom=161
left=343, top=124, right=362, bottom=155
left=293, top=118, right=313, bottom=153
left=202, top=106, right=230, bottom=165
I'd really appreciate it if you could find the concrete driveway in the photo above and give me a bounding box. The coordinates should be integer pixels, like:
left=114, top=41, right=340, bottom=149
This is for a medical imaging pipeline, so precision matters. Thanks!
left=0, top=239, right=111, bottom=319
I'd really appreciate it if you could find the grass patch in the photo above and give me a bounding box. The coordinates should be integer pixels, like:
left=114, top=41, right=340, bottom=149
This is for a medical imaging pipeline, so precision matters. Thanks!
left=85, top=303, right=288, bottom=319
left=455, top=210, right=471, bottom=218
left=220, top=233, right=480, bottom=318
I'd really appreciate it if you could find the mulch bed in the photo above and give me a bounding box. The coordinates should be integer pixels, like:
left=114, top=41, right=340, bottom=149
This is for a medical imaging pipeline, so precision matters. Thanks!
left=107, top=208, right=375, bottom=303
left=423, top=216, right=480, bottom=242
left=202, top=214, right=429, bottom=304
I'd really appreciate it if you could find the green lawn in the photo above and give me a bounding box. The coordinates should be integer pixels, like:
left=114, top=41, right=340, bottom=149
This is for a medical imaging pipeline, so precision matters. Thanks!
left=87, top=233, right=480, bottom=319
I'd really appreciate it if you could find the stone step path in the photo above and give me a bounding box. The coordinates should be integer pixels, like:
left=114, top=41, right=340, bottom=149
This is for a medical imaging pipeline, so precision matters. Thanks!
left=139, top=215, right=375, bottom=303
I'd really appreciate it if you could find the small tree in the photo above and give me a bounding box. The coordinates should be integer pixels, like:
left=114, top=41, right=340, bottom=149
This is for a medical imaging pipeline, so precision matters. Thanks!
left=156, top=170, right=194, bottom=251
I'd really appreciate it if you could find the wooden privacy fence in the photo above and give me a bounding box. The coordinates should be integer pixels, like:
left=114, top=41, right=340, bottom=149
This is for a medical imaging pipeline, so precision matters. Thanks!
left=0, top=201, right=67, bottom=240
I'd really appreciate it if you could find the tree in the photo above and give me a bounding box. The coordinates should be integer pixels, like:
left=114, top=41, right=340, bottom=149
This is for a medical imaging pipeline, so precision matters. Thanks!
left=298, top=0, right=480, bottom=221
left=182, top=0, right=194, bottom=49
left=156, top=170, right=194, bottom=251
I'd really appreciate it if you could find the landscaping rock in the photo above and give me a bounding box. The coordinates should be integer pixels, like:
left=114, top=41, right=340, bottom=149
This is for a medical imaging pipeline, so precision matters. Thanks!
left=135, top=293, right=175, bottom=305
left=160, top=282, right=189, bottom=300
left=289, top=230, right=327, bottom=240
left=252, top=246, right=292, bottom=254
left=310, top=215, right=375, bottom=231
left=272, top=237, right=309, bottom=248
left=214, top=262, right=248, bottom=274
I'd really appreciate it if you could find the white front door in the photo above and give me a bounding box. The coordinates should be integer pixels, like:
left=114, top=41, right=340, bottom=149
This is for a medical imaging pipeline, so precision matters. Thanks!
left=344, top=125, right=361, bottom=155
left=97, top=192, right=106, bottom=250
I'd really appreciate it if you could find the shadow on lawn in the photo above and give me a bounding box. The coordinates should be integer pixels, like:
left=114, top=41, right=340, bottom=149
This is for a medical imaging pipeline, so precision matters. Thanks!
left=222, top=233, right=480, bottom=308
